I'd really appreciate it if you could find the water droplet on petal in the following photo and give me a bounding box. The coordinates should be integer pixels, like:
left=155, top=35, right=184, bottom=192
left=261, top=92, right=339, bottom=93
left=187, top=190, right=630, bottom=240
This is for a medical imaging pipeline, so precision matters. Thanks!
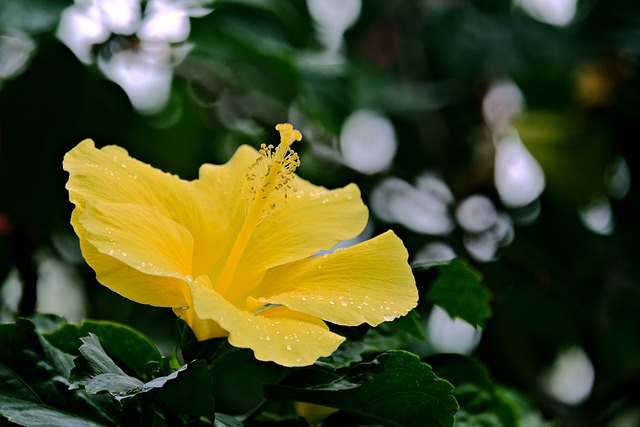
left=286, top=345, right=292, bottom=351
left=340, top=301, right=348, bottom=307
left=383, top=314, right=395, bottom=321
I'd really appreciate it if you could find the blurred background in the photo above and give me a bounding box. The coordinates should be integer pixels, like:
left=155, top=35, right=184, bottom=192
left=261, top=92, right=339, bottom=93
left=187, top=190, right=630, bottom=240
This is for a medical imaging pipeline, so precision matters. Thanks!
left=1, top=0, right=639, bottom=425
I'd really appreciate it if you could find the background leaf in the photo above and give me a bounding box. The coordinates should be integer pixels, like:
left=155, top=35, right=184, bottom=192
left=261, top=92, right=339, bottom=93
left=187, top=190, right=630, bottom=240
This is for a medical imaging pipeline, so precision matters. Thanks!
left=425, top=259, right=492, bottom=328
left=0, top=319, right=123, bottom=427
left=430, top=354, right=519, bottom=427
left=45, top=320, right=162, bottom=380
left=266, top=350, right=458, bottom=427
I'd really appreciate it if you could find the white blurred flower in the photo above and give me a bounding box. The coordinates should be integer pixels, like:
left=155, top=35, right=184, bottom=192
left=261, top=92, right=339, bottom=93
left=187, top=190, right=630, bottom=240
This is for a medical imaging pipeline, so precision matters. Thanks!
left=580, top=195, right=614, bottom=235
left=0, top=32, right=36, bottom=80
left=370, top=177, right=454, bottom=235
left=482, top=80, right=524, bottom=130
left=426, top=305, right=482, bottom=354
left=605, top=156, right=631, bottom=200
left=56, top=0, right=212, bottom=112
left=494, top=134, right=545, bottom=208
left=541, top=346, right=594, bottom=405
left=516, top=0, right=577, bottom=27
left=456, top=196, right=514, bottom=262
left=98, top=47, right=174, bottom=113
left=412, top=242, right=456, bottom=265
left=57, top=4, right=111, bottom=64
left=463, top=232, right=498, bottom=262
left=98, top=0, right=141, bottom=34
left=340, top=109, right=397, bottom=174
left=307, top=0, right=361, bottom=54
left=456, top=195, right=498, bottom=233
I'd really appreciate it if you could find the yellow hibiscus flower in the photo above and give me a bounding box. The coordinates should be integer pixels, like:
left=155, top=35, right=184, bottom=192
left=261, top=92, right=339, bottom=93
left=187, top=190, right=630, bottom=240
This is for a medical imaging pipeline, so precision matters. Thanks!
left=63, top=124, right=417, bottom=367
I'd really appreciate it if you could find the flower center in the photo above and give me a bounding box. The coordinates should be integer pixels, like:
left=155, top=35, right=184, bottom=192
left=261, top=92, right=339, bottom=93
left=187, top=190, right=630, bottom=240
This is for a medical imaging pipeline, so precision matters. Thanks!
left=215, top=124, right=302, bottom=298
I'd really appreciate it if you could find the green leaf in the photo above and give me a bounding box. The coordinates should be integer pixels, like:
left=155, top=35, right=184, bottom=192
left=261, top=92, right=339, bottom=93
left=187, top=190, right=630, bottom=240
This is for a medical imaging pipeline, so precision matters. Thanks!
left=70, top=333, right=144, bottom=398
left=152, top=360, right=216, bottom=421
left=266, top=350, right=458, bottom=427
left=0, top=319, right=123, bottom=427
left=430, top=355, right=518, bottom=427
left=0, top=396, right=112, bottom=427
left=500, top=387, right=557, bottom=427
left=70, top=333, right=216, bottom=421
left=45, top=319, right=162, bottom=380
left=315, top=340, right=365, bottom=370
left=214, top=413, right=244, bottom=427
left=389, top=309, right=426, bottom=341
left=425, top=259, right=492, bottom=328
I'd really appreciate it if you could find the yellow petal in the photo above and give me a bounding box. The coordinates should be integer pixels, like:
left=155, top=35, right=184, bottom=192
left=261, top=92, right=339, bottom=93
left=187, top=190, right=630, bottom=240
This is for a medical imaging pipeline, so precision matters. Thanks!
left=196, top=144, right=369, bottom=302
left=64, top=139, right=225, bottom=278
left=253, top=230, right=418, bottom=327
left=232, top=180, right=368, bottom=300
left=190, top=276, right=345, bottom=367
left=78, top=201, right=194, bottom=306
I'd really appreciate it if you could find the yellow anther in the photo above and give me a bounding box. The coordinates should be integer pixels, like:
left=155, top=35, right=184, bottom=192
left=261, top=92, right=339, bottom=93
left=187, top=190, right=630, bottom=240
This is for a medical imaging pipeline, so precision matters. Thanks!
left=275, top=123, right=302, bottom=145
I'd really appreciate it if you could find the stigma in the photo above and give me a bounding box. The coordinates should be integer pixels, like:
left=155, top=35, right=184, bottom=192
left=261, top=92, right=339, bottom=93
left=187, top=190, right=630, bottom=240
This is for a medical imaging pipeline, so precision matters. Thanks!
left=246, top=124, right=303, bottom=214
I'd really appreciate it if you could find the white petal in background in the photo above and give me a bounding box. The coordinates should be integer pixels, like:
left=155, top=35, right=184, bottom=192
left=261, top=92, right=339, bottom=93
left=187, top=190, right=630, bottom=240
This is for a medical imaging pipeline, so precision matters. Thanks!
left=56, top=4, right=110, bottom=64
left=605, top=156, right=631, bottom=200
left=456, top=195, right=498, bottom=233
left=426, top=305, right=482, bottom=355
left=516, top=0, right=578, bottom=27
left=482, top=80, right=525, bottom=130
left=307, top=0, right=361, bottom=53
left=138, top=4, right=191, bottom=43
left=579, top=195, right=614, bottom=235
left=0, top=33, right=36, bottom=81
left=494, top=134, right=545, bottom=208
left=541, top=346, right=594, bottom=405
left=370, top=177, right=455, bottom=235
left=415, top=172, right=455, bottom=206
left=412, top=242, right=456, bottom=265
left=98, top=48, right=174, bottom=113
left=340, top=109, right=397, bottom=175
left=98, top=0, right=142, bottom=35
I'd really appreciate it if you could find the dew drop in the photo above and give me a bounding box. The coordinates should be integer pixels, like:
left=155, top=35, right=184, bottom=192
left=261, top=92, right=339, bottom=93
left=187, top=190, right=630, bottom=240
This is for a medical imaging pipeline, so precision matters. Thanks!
left=301, top=296, right=307, bottom=301
left=266, top=337, right=271, bottom=341
left=185, top=275, right=193, bottom=282
left=329, top=301, right=335, bottom=305
left=383, top=314, right=395, bottom=321
left=121, top=163, right=127, bottom=168
left=340, top=301, right=348, bottom=307
left=121, top=252, right=128, bottom=257
left=140, top=262, right=147, bottom=268
left=286, top=345, right=292, bottom=351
